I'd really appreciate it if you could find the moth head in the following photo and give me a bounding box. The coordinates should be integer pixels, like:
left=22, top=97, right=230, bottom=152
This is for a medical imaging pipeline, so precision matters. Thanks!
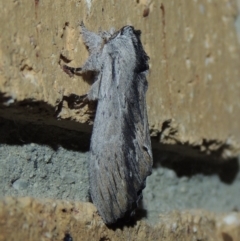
left=120, top=26, right=141, bottom=38
left=109, top=26, right=141, bottom=40
left=120, top=26, right=149, bottom=72
left=108, top=25, right=149, bottom=72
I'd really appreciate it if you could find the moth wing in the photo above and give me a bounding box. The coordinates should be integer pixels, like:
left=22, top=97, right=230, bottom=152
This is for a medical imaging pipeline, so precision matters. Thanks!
left=89, top=60, right=152, bottom=224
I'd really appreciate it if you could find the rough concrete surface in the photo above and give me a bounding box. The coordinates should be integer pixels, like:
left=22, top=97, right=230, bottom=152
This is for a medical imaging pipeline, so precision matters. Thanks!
left=1, top=0, right=240, bottom=158
left=0, top=118, right=90, bottom=202
left=1, top=197, right=240, bottom=241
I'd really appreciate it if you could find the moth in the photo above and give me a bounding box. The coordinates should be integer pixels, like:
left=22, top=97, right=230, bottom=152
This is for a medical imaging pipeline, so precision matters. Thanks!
left=64, top=22, right=153, bottom=224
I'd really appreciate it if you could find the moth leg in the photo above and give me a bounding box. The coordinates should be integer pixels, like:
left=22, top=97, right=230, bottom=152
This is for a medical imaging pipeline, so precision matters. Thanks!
left=63, top=52, right=100, bottom=75
left=69, top=93, right=88, bottom=105
left=63, top=60, right=101, bottom=101
left=63, top=65, right=82, bottom=75
left=87, top=76, right=101, bottom=101
left=81, top=53, right=101, bottom=73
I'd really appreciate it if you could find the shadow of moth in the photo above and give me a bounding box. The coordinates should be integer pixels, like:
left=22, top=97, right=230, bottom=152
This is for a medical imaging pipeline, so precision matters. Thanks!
left=64, top=22, right=153, bottom=224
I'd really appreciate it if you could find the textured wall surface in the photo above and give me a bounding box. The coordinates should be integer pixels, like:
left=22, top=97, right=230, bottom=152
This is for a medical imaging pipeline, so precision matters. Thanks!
left=0, top=197, right=240, bottom=241
left=0, top=0, right=240, bottom=158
